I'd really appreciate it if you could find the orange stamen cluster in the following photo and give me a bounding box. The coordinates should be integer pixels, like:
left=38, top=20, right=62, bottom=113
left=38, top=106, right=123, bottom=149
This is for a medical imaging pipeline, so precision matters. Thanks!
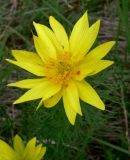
left=44, top=53, right=76, bottom=87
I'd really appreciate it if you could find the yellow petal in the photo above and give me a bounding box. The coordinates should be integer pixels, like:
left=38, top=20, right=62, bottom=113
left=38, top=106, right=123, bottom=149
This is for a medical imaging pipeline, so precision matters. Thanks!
left=43, top=90, right=62, bottom=108
left=13, top=135, right=25, bottom=156
left=31, top=144, right=42, bottom=160
left=33, top=35, right=46, bottom=62
left=63, top=80, right=82, bottom=116
left=13, top=80, right=61, bottom=104
left=85, top=41, right=115, bottom=61
left=32, top=144, right=46, bottom=160
left=73, top=60, right=96, bottom=81
left=70, top=11, right=89, bottom=55
left=6, top=59, right=45, bottom=76
left=8, top=78, right=45, bottom=89
left=76, top=81, right=105, bottom=110
left=13, top=85, right=45, bottom=104
left=49, top=16, right=69, bottom=51
left=33, top=22, right=57, bottom=59
left=37, top=24, right=63, bottom=53
left=74, top=59, right=114, bottom=80
left=0, top=140, right=15, bottom=160
left=36, top=99, right=43, bottom=110
left=63, top=94, right=77, bottom=125
left=71, top=20, right=100, bottom=61
left=23, top=137, right=36, bottom=159
left=88, top=60, right=114, bottom=76
left=37, top=147, right=46, bottom=160
left=12, top=50, right=43, bottom=65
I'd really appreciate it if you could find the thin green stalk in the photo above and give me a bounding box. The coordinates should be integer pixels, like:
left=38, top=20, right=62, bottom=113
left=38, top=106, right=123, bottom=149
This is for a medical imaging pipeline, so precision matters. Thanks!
left=93, top=137, right=130, bottom=155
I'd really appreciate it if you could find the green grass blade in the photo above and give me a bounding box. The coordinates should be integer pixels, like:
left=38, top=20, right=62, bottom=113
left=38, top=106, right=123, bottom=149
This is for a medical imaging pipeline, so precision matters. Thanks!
left=93, top=137, right=130, bottom=155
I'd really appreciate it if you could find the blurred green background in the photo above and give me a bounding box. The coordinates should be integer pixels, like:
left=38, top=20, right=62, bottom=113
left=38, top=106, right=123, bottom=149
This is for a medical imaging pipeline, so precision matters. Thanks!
left=0, top=0, right=130, bottom=159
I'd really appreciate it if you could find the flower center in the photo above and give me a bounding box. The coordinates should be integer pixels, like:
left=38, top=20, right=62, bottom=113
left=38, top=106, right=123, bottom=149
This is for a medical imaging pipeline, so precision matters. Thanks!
left=44, top=53, right=73, bottom=86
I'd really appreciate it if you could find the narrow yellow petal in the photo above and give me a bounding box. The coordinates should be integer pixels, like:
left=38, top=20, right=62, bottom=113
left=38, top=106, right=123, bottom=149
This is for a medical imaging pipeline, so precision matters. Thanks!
left=8, top=78, right=45, bottom=89
left=32, top=144, right=45, bottom=160
left=63, top=94, right=77, bottom=125
left=49, top=16, right=69, bottom=51
left=36, top=99, right=43, bottom=110
left=76, top=81, right=105, bottom=110
left=33, top=22, right=57, bottom=59
left=85, top=41, right=115, bottom=61
left=13, top=80, right=61, bottom=104
left=37, top=147, right=46, bottom=160
left=63, top=80, right=82, bottom=116
left=73, top=60, right=96, bottom=81
left=13, top=135, right=25, bottom=156
left=23, top=137, right=36, bottom=159
left=70, top=11, right=89, bottom=55
left=33, top=35, right=46, bottom=62
left=31, top=144, right=42, bottom=160
left=71, top=20, right=100, bottom=61
left=74, top=59, right=114, bottom=80
left=6, top=59, right=45, bottom=76
left=13, top=85, right=45, bottom=104
left=37, top=24, right=63, bottom=53
left=0, top=140, right=15, bottom=160
left=88, top=60, right=114, bottom=76
left=43, top=90, right=62, bottom=108
left=12, top=50, right=43, bottom=65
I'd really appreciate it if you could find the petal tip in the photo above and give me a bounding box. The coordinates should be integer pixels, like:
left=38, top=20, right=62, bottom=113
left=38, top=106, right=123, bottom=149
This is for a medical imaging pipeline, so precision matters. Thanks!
left=100, top=102, right=105, bottom=110
left=108, top=41, right=116, bottom=47
left=49, top=16, right=54, bottom=20
left=5, top=58, right=9, bottom=61
left=79, top=110, right=83, bottom=116
left=101, top=106, right=105, bottom=111
left=33, top=21, right=36, bottom=26
left=108, top=61, right=114, bottom=66
left=36, top=105, right=41, bottom=111
left=14, top=134, right=20, bottom=140
left=97, top=19, right=101, bottom=25
left=70, top=121, right=75, bottom=125
left=13, top=100, right=19, bottom=105
left=111, top=41, right=116, bottom=48
left=49, top=16, right=55, bottom=24
left=7, top=83, right=11, bottom=86
left=5, top=59, right=12, bottom=63
left=33, top=21, right=38, bottom=29
left=111, top=61, right=114, bottom=64
left=83, top=10, right=88, bottom=17
left=13, top=102, right=17, bottom=105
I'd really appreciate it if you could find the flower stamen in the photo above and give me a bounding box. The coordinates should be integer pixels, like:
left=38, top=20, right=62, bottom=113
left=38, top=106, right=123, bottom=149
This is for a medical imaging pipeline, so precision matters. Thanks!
left=44, top=53, right=73, bottom=86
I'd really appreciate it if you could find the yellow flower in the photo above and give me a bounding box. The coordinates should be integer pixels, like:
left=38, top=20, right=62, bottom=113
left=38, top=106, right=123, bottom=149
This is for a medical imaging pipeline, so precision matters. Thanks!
left=0, top=135, right=46, bottom=160
left=7, top=12, right=115, bottom=125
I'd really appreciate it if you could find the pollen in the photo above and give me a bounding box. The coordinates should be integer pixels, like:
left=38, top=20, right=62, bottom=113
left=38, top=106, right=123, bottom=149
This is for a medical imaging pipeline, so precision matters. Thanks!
left=44, top=53, right=74, bottom=86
